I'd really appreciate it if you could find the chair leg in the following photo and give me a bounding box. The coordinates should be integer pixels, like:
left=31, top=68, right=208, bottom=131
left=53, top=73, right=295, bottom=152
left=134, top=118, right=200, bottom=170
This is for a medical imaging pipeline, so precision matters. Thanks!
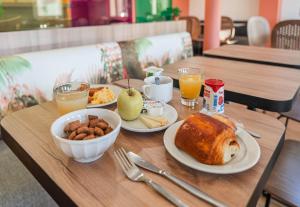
left=263, top=190, right=271, bottom=207
left=277, top=115, right=284, bottom=120
left=277, top=115, right=289, bottom=127
left=285, top=118, right=289, bottom=127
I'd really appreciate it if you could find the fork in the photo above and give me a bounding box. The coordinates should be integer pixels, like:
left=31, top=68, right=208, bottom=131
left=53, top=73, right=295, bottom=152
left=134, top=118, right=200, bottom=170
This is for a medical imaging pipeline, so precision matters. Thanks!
left=114, top=148, right=189, bottom=207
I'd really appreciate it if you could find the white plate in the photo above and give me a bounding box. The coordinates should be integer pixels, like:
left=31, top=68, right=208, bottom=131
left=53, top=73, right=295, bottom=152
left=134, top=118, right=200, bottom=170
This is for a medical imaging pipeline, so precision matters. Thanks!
left=163, top=120, right=261, bottom=174
left=116, top=104, right=178, bottom=133
left=87, top=84, right=122, bottom=108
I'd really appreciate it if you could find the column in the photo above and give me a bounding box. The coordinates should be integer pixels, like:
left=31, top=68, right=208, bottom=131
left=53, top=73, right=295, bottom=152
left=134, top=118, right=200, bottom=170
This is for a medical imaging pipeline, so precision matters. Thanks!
left=259, top=0, right=282, bottom=29
left=131, top=0, right=136, bottom=23
left=203, top=0, right=221, bottom=51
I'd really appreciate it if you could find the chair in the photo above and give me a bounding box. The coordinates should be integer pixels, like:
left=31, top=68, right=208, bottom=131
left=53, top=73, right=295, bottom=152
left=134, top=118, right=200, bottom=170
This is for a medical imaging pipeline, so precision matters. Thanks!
left=220, top=16, right=237, bottom=45
left=264, top=140, right=300, bottom=207
left=179, top=16, right=203, bottom=55
left=179, top=16, right=202, bottom=42
left=247, top=16, right=270, bottom=46
left=278, top=90, right=300, bottom=127
left=271, top=20, right=300, bottom=50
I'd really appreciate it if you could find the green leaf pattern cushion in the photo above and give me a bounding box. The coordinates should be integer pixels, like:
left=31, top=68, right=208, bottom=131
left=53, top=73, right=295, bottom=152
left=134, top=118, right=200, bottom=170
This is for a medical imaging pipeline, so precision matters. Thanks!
left=0, top=42, right=123, bottom=119
left=120, top=32, right=193, bottom=79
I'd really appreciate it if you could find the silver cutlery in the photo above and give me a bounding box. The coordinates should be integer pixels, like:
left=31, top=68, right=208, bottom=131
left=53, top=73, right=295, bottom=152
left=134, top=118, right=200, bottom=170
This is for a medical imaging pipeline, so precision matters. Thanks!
left=128, top=151, right=227, bottom=207
left=114, top=148, right=188, bottom=207
left=245, top=129, right=261, bottom=139
left=235, top=122, right=261, bottom=139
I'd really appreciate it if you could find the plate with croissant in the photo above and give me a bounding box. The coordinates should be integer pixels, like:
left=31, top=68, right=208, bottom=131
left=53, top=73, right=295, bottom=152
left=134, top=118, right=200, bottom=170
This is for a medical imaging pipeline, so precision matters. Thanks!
left=163, top=113, right=260, bottom=174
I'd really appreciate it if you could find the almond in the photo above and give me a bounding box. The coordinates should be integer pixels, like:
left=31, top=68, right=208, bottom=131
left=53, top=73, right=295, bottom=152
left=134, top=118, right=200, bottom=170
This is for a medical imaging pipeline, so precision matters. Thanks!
left=68, top=131, right=77, bottom=140
left=96, top=121, right=108, bottom=130
left=74, top=133, right=87, bottom=140
left=64, top=124, right=70, bottom=133
left=105, top=127, right=113, bottom=134
left=80, top=123, right=89, bottom=128
left=84, top=134, right=96, bottom=140
left=69, top=120, right=81, bottom=131
left=89, top=119, right=99, bottom=128
left=88, top=127, right=95, bottom=135
left=95, top=127, right=104, bottom=136
left=77, top=126, right=89, bottom=134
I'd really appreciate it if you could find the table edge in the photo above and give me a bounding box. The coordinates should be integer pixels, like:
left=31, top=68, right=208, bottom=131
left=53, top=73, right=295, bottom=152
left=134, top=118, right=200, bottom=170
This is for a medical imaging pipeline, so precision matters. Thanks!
left=203, top=53, right=300, bottom=70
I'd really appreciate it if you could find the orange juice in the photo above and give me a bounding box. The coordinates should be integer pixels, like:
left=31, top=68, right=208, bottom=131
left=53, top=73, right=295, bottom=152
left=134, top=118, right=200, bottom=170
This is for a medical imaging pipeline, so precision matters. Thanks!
left=178, top=67, right=204, bottom=107
left=179, top=74, right=202, bottom=99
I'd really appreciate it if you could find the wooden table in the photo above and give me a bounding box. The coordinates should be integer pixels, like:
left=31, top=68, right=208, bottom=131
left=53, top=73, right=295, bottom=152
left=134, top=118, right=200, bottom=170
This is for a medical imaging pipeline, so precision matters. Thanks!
left=203, top=45, right=300, bottom=69
left=163, top=56, right=300, bottom=112
left=1, top=79, right=285, bottom=207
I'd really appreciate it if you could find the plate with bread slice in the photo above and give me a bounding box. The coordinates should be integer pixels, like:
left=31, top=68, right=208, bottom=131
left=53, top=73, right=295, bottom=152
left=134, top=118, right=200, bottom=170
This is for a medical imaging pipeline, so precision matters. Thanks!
left=163, top=113, right=260, bottom=174
left=87, top=84, right=122, bottom=108
left=116, top=104, right=178, bottom=133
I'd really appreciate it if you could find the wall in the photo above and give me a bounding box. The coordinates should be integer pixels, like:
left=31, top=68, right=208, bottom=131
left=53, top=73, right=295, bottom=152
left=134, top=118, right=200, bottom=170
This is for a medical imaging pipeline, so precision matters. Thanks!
left=135, top=0, right=172, bottom=22
left=189, top=0, right=259, bottom=20
left=259, top=0, right=281, bottom=29
left=0, top=20, right=186, bottom=56
left=188, top=0, right=204, bottom=19
left=172, top=0, right=189, bottom=16
left=280, top=0, right=300, bottom=20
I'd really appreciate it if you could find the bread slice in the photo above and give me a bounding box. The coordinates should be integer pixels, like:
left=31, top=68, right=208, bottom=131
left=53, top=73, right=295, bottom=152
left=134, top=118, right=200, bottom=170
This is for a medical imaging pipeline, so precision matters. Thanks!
left=139, top=115, right=168, bottom=128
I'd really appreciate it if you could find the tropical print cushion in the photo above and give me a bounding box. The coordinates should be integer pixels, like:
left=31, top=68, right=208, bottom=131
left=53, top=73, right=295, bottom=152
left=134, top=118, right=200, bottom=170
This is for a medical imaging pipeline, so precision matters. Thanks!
left=120, top=32, right=193, bottom=79
left=0, top=42, right=123, bottom=119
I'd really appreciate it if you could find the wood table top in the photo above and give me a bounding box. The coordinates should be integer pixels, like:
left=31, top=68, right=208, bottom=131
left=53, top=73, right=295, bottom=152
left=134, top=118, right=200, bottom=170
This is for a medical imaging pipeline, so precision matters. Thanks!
left=203, top=45, right=300, bottom=69
left=0, top=79, right=285, bottom=207
left=162, top=56, right=300, bottom=112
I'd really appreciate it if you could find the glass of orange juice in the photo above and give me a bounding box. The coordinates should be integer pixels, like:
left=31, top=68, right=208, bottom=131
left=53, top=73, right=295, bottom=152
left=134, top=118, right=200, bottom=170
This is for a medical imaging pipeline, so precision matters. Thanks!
left=178, top=68, right=203, bottom=107
left=53, top=82, right=90, bottom=115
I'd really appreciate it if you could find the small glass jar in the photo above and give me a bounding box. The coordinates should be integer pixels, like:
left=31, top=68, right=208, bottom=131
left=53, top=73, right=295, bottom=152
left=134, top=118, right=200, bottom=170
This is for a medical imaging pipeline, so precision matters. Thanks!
left=53, top=82, right=90, bottom=115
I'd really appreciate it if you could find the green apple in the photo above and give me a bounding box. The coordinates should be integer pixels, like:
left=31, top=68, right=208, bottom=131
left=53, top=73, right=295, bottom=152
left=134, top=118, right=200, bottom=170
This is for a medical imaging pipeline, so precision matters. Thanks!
left=117, top=88, right=143, bottom=121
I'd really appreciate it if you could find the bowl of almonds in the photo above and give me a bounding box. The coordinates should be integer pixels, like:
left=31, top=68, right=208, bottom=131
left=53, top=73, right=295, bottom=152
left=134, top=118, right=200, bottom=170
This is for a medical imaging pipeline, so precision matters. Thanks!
left=50, top=108, right=121, bottom=163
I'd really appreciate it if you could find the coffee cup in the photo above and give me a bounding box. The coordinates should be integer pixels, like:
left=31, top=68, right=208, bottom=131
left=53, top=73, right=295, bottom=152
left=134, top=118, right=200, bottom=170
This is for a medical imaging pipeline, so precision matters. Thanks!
left=142, top=76, right=173, bottom=103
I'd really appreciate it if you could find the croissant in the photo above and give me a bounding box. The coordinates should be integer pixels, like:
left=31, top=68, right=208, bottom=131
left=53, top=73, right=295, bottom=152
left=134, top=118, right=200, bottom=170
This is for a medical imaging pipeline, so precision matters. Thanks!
left=175, top=113, right=240, bottom=165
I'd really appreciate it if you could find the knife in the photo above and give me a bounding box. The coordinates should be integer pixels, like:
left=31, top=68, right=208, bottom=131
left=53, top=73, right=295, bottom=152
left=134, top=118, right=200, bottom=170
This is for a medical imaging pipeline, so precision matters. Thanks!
left=128, top=151, right=227, bottom=207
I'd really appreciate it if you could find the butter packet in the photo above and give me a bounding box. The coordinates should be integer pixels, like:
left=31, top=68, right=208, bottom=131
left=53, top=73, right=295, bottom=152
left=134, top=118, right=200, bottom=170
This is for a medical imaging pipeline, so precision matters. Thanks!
left=142, top=100, right=165, bottom=116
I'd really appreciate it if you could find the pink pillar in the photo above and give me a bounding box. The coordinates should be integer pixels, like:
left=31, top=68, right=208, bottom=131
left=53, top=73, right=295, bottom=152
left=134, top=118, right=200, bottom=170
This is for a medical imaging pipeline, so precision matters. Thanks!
left=131, top=0, right=136, bottom=23
left=259, top=0, right=282, bottom=29
left=203, top=0, right=221, bottom=51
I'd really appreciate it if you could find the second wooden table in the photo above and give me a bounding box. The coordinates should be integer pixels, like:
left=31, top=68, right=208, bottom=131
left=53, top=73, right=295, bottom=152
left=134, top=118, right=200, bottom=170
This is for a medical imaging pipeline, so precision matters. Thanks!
left=203, top=45, right=300, bottom=69
left=163, top=56, right=300, bottom=112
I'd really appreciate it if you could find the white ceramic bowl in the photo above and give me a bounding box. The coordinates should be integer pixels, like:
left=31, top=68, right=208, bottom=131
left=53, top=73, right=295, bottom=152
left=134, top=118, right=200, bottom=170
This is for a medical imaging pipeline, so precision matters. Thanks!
left=50, top=108, right=121, bottom=163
